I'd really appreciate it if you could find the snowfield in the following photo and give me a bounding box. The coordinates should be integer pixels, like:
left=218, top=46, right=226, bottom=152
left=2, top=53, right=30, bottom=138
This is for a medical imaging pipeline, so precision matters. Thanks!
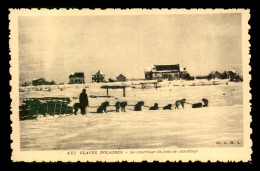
left=19, top=80, right=243, bottom=150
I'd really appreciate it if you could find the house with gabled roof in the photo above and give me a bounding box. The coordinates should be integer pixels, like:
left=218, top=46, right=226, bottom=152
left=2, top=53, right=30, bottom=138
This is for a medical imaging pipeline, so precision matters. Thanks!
left=92, top=70, right=105, bottom=83
left=116, top=74, right=126, bottom=82
left=144, top=64, right=190, bottom=80
left=69, top=72, right=85, bottom=84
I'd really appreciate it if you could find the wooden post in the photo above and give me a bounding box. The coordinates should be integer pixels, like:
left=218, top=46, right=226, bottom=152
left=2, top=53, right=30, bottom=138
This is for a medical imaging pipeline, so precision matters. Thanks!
left=46, top=102, right=48, bottom=114
left=60, top=102, right=62, bottom=114
left=65, top=105, right=68, bottom=114
left=54, top=102, right=56, bottom=114
left=123, top=87, right=125, bottom=97
left=107, top=88, right=109, bottom=97
left=154, top=82, right=157, bottom=90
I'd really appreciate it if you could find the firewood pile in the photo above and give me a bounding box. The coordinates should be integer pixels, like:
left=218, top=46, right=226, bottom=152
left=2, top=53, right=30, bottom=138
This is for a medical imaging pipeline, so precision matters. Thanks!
left=19, top=97, right=74, bottom=120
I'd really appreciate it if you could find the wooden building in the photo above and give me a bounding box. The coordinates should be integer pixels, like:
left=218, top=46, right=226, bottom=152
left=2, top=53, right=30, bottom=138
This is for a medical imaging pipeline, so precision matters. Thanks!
left=116, top=74, right=126, bottom=82
left=32, top=78, right=55, bottom=86
left=197, top=70, right=238, bottom=80
left=69, top=72, right=85, bottom=84
left=92, top=70, right=105, bottom=83
left=144, top=64, right=190, bottom=80
left=224, top=70, right=237, bottom=79
left=208, top=71, right=222, bottom=79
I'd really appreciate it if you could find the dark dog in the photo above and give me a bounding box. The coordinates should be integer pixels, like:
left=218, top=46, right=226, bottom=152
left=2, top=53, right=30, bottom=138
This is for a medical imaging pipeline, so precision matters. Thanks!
left=163, top=104, right=172, bottom=110
left=120, top=101, right=127, bottom=112
left=175, top=99, right=186, bottom=109
left=149, top=103, right=159, bottom=110
left=115, top=102, right=120, bottom=112
left=134, top=101, right=144, bottom=111
left=73, top=103, right=81, bottom=114
left=202, top=98, right=208, bottom=107
left=97, top=101, right=109, bottom=113
left=192, top=103, right=202, bottom=108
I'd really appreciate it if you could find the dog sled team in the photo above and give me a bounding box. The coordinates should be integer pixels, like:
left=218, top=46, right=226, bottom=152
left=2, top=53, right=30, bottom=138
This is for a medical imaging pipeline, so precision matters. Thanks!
left=74, top=89, right=209, bottom=114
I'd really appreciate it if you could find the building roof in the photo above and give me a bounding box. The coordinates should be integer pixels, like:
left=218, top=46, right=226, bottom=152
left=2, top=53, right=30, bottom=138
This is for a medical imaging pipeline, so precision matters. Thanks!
left=117, top=74, right=126, bottom=79
left=154, top=64, right=180, bottom=71
left=226, top=70, right=236, bottom=73
left=32, top=78, right=45, bottom=81
left=92, top=70, right=105, bottom=76
left=69, top=72, right=84, bottom=78
left=212, top=71, right=221, bottom=74
left=151, top=70, right=180, bottom=73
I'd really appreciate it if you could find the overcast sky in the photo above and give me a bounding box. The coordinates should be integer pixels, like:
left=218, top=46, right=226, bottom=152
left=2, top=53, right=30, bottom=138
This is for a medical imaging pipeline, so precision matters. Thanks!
left=19, top=13, right=242, bottom=83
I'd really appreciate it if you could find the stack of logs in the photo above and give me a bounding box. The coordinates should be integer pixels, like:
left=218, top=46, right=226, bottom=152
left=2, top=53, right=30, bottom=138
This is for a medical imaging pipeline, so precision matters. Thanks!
left=19, top=97, right=74, bottom=120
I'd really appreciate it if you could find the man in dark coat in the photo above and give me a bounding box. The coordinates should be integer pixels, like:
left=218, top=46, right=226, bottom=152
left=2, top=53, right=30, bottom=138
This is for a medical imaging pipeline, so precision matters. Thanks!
left=79, top=89, right=88, bottom=114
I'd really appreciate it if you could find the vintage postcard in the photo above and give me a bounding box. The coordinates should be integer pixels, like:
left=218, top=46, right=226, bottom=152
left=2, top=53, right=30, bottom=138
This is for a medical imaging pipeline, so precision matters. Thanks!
left=9, top=9, right=251, bottom=162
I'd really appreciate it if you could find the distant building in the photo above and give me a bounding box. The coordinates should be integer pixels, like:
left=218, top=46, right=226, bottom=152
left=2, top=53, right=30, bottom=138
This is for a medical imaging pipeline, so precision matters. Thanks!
left=69, top=72, right=85, bottom=84
left=208, top=71, right=222, bottom=79
left=92, top=70, right=105, bottom=83
left=222, top=70, right=242, bottom=82
left=198, top=70, right=238, bottom=80
left=32, top=78, right=55, bottom=86
left=116, top=74, right=126, bottom=82
left=144, top=64, right=190, bottom=80
left=225, top=70, right=236, bottom=79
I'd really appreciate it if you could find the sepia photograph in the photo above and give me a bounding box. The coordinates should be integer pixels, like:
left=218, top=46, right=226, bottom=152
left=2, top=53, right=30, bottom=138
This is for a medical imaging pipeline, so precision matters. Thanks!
left=9, top=9, right=251, bottom=162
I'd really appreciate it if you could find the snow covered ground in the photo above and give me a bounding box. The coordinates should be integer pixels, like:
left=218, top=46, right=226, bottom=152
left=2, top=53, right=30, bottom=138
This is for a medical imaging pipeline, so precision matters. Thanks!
left=19, top=80, right=243, bottom=150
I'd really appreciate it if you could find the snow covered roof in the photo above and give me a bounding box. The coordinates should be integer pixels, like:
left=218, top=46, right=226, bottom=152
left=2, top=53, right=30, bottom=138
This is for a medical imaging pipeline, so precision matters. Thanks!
left=230, top=70, right=236, bottom=73
left=32, top=78, right=45, bottom=81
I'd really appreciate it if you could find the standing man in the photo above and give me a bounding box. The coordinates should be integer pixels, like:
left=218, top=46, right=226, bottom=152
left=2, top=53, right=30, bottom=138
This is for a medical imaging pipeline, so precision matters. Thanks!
left=79, top=89, right=88, bottom=115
